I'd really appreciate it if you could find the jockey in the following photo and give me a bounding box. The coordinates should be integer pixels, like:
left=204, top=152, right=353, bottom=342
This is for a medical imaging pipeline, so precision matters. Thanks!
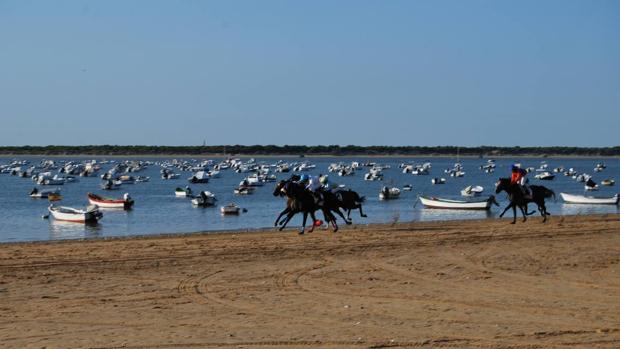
left=306, top=174, right=323, bottom=204
left=510, top=164, right=530, bottom=197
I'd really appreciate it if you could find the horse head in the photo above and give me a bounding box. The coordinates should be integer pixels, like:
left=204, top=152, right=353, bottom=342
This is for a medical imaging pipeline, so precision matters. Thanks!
left=273, top=180, right=287, bottom=197
left=495, top=177, right=511, bottom=194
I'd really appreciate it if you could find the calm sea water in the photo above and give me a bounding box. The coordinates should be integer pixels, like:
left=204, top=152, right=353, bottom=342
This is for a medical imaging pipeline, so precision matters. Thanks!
left=0, top=156, right=618, bottom=243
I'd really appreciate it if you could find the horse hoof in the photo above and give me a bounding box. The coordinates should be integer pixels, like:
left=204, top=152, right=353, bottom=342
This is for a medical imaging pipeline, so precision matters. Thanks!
left=298, top=230, right=305, bottom=235
left=511, top=221, right=516, bottom=224
left=346, top=221, right=352, bottom=225
left=278, top=227, right=284, bottom=231
left=361, top=215, right=367, bottom=218
left=333, top=228, right=338, bottom=233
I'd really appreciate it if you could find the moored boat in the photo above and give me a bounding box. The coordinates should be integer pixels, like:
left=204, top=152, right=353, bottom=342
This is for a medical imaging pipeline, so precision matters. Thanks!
left=48, top=204, right=103, bottom=223
left=601, top=179, right=615, bottom=186
left=191, top=191, right=217, bottom=206
left=30, top=187, right=60, bottom=198
left=460, top=185, right=484, bottom=197
left=560, top=193, right=619, bottom=205
left=87, top=193, right=134, bottom=209
left=175, top=187, right=193, bottom=197
left=379, top=186, right=400, bottom=200
left=220, top=203, right=241, bottom=215
left=419, top=195, right=498, bottom=210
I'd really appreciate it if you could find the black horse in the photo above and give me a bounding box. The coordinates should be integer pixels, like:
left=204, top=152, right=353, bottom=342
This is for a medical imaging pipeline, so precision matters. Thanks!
left=495, top=178, right=555, bottom=224
left=273, top=180, right=340, bottom=234
left=332, top=188, right=367, bottom=220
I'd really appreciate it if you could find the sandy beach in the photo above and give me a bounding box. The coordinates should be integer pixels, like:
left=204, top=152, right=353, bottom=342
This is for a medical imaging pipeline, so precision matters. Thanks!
left=1, top=215, right=619, bottom=349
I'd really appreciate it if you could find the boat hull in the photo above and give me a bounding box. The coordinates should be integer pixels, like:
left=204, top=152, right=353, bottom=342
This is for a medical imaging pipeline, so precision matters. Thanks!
left=49, top=205, right=102, bottom=223
left=419, top=196, right=492, bottom=210
left=560, top=193, right=619, bottom=205
left=87, top=193, right=134, bottom=209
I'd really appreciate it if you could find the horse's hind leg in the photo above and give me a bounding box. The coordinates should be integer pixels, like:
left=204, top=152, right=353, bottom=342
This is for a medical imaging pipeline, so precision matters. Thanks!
left=333, top=208, right=351, bottom=225
left=309, top=211, right=318, bottom=233
left=511, top=205, right=517, bottom=224
left=358, top=205, right=367, bottom=218
left=519, top=205, right=527, bottom=222
left=346, top=209, right=352, bottom=220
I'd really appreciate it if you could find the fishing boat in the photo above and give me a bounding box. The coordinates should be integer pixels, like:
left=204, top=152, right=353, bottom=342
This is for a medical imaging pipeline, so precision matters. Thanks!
left=87, top=193, right=134, bottom=209
left=175, top=187, right=193, bottom=197
left=221, top=203, right=241, bottom=215
left=379, top=186, right=400, bottom=200
left=29, top=187, right=60, bottom=198
left=601, top=179, right=615, bottom=186
left=560, top=193, right=619, bottom=205
left=460, top=185, right=484, bottom=197
left=48, top=204, right=103, bottom=223
left=419, top=195, right=498, bottom=210
left=191, top=191, right=217, bottom=206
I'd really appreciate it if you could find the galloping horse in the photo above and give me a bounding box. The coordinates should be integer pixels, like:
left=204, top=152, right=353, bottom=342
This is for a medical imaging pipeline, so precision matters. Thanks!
left=332, top=188, right=367, bottom=220
left=495, top=178, right=555, bottom=224
left=273, top=180, right=339, bottom=234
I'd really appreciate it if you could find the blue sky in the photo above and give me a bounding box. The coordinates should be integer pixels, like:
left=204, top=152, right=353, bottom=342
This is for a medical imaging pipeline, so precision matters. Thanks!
left=1, top=1, right=618, bottom=146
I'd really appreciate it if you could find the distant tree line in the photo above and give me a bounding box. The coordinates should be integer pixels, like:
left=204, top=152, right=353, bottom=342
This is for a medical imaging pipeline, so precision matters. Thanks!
left=0, top=145, right=618, bottom=156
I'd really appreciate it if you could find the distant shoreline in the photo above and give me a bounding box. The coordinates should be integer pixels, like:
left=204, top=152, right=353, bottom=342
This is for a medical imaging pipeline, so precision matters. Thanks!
left=0, top=145, right=618, bottom=158
left=0, top=153, right=618, bottom=159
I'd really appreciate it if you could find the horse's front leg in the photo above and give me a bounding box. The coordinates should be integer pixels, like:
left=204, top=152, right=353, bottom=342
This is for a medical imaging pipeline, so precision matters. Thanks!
left=511, top=205, right=517, bottom=224
left=499, top=203, right=512, bottom=218
left=299, top=211, right=308, bottom=235
left=275, top=207, right=290, bottom=226
left=346, top=209, right=352, bottom=221
left=278, top=211, right=295, bottom=231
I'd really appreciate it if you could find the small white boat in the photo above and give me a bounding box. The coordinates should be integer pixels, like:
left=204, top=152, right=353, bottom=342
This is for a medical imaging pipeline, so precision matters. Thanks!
left=601, top=179, right=615, bottom=186
left=234, top=186, right=255, bottom=195
left=188, top=171, right=209, bottom=183
left=135, top=176, right=150, bottom=182
left=379, top=187, right=400, bottom=200
left=534, top=172, right=555, bottom=180
left=431, top=178, right=446, bottom=185
left=30, top=187, right=60, bottom=198
left=175, top=187, right=193, bottom=197
left=461, top=185, right=484, bottom=197
left=191, top=191, right=217, bottom=206
left=402, top=184, right=413, bottom=191
left=419, top=195, right=497, bottom=210
left=221, top=203, right=240, bottom=215
left=48, top=204, right=103, bottom=223
left=560, top=193, right=619, bottom=205
left=87, top=193, right=134, bottom=209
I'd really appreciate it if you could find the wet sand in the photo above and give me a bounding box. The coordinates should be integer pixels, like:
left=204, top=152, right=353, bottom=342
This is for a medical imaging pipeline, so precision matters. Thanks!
left=1, top=214, right=619, bottom=349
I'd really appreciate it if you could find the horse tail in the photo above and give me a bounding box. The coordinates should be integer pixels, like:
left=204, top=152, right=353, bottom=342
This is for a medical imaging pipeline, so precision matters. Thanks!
left=356, top=195, right=366, bottom=204
left=546, top=188, right=556, bottom=200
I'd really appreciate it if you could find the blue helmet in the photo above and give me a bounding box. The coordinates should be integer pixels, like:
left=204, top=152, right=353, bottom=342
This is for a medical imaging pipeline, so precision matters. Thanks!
left=511, top=163, right=520, bottom=171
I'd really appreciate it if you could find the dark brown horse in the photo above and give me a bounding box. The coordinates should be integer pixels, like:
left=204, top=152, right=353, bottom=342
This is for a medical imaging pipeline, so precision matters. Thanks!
left=495, top=178, right=555, bottom=223
left=273, top=180, right=339, bottom=234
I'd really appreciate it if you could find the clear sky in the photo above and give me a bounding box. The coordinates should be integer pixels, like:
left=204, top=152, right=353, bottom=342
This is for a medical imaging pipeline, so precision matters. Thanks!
left=1, top=0, right=618, bottom=147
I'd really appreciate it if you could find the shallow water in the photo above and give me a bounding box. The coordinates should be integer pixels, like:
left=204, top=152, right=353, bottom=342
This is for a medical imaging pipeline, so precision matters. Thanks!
left=0, top=156, right=618, bottom=242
